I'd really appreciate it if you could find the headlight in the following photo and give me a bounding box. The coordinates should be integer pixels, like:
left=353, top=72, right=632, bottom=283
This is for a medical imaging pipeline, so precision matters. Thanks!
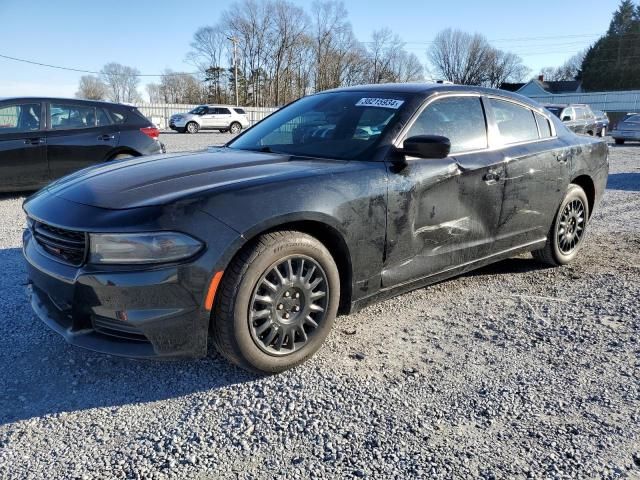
left=89, top=232, right=203, bottom=264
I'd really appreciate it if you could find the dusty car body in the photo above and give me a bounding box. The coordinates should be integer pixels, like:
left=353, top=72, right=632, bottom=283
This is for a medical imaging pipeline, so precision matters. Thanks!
left=23, top=84, right=609, bottom=373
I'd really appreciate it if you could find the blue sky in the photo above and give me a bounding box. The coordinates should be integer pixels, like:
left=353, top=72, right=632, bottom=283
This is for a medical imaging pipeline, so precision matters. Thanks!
left=0, top=0, right=619, bottom=99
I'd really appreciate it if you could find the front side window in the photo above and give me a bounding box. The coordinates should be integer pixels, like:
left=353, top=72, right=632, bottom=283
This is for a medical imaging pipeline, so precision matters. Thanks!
left=406, top=96, right=487, bottom=154
left=0, top=103, right=41, bottom=133
left=190, top=106, right=207, bottom=115
left=228, top=91, right=409, bottom=160
left=490, top=98, right=539, bottom=144
left=50, top=103, right=96, bottom=129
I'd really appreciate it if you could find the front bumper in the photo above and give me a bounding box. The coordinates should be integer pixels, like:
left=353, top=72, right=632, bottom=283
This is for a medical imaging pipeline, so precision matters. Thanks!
left=169, top=119, right=187, bottom=130
left=23, top=228, right=210, bottom=359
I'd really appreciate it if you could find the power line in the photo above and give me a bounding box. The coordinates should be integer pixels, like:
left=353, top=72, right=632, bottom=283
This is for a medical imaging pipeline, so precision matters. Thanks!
left=0, top=53, right=200, bottom=77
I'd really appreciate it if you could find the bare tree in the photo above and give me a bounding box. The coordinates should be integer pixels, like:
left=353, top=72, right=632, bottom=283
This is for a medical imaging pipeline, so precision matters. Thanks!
left=485, top=50, right=530, bottom=88
left=146, top=83, right=162, bottom=103
left=428, top=29, right=494, bottom=85
left=100, top=63, right=142, bottom=103
left=158, top=70, right=205, bottom=104
left=365, top=28, right=424, bottom=83
left=75, top=75, right=107, bottom=100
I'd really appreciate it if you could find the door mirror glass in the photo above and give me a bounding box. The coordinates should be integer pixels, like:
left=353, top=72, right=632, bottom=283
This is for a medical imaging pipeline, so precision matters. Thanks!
left=402, top=135, right=451, bottom=159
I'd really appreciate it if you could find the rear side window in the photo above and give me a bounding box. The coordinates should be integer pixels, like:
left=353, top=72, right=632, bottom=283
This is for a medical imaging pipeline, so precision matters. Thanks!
left=406, top=96, right=488, bottom=153
left=217, top=108, right=231, bottom=115
left=534, top=112, right=552, bottom=138
left=96, top=108, right=111, bottom=126
left=490, top=99, right=539, bottom=144
left=50, top=103, right=96, bottom=129
left=0, top=103, right=41, bottom=133
left=109, top=110, right=126, bottom=124
left=233, top=108, right=246, bottom=115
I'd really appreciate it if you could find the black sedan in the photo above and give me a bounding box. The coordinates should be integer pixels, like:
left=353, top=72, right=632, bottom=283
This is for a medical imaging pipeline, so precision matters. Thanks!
left=0, top=97, right=163, bottom=192
left=23, top=84, right=609, bottom=373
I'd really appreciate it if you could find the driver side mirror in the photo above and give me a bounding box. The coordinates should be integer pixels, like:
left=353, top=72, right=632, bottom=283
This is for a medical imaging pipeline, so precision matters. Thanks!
left=562, top=115, right=572, bottom=122
left=401, top=135, right=451, bottom=159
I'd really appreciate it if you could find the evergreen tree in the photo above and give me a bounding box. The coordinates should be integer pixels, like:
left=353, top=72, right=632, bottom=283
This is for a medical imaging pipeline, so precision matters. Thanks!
left=581, top=0, right=640, bottom=91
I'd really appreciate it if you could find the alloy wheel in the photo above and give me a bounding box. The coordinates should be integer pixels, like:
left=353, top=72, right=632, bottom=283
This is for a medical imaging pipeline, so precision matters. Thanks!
left=249, top=255, right=329, bottom=356
left=557, top=198, right=586, bottom=254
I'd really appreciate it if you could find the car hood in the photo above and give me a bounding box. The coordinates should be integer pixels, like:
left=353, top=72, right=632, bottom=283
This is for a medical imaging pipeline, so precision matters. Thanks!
left=40, top=149, right=353, bottom=210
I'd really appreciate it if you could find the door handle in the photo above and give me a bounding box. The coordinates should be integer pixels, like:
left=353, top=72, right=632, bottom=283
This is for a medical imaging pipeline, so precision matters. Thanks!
left=483, top=170, right=500, bottom=182
left=97, top=134, right=115, bottom=141
left=24, top=138, right=45, bottom=145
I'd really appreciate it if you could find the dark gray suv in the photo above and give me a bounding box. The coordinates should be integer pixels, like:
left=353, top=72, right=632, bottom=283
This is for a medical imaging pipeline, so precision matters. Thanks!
left=0, top=97, right=164, bottom=192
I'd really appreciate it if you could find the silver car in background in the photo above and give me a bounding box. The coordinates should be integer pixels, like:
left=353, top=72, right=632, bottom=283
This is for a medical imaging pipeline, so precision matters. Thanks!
left=611, top=113, right=640, bottom=145
left=169, top=105, right=250, bottom=134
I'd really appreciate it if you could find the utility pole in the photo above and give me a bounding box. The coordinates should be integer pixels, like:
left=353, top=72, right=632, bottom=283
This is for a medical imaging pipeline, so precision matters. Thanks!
left=228, top=36, right=239, bottom=106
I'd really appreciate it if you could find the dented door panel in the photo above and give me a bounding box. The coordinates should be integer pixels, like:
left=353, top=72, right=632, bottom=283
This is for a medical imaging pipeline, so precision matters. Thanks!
left=382, top=149, right=505, bottom=287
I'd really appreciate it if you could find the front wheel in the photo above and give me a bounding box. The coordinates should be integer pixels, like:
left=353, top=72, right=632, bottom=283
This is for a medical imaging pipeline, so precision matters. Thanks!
left=211, top=231, right=340, bottom=374
left=229, top=122, right=242, bottom=134
left=186, top=122, right=199, bottom=134
left=533, top=183, right=589, bottom=266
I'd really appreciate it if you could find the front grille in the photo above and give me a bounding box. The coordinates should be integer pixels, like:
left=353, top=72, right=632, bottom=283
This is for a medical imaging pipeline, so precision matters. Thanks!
left=93, top=316, right=149, bottom=342
left=32, top=220, right=87, bottom=266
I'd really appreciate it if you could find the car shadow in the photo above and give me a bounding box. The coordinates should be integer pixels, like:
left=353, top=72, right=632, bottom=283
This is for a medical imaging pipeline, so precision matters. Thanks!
left=0, top=247, right=258, bottom=425
left=607, top=173, right=640, bottom=192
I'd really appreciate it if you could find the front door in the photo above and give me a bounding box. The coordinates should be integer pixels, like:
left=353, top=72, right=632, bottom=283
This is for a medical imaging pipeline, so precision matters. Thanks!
left=382, top=95, right=505, bottom=288
left=0, top=101, right=48, bottom=190
left=45, top=102, right=119, bottom=180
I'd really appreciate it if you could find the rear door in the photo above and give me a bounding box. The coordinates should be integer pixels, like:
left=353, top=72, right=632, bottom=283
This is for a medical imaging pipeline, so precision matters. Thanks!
left=214, top=107, right=233, bottom=128
left=487, top=97, right=569, bottom=250
left=45, top=101, right=119, bottom=179
left=0, top=101, right=48, bottom=190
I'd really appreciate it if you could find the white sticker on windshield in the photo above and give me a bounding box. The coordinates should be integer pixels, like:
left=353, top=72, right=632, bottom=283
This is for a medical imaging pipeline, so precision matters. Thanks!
left=355, top=98, right=404, bottom=109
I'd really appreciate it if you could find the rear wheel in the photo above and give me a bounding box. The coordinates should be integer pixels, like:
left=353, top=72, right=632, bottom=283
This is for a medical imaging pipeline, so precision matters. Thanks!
left=186, top=122, right=199, bottom=134
left=211, top=231, right=339, bottom=374
left=229, top=122, right=242, bottom=134
left=615, top=138, right=625, bottom=145
left=533, top=183, right=589, bottom=266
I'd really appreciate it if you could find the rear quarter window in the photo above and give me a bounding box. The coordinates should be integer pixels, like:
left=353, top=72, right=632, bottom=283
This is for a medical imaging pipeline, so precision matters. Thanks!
left=534, top=112, right=553, bottom=138
left=233, top=108, right=246, bottom=114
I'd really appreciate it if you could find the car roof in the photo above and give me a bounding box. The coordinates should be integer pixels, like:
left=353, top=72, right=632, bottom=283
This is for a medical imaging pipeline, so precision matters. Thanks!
left=322, top=83, right=548, bottom=111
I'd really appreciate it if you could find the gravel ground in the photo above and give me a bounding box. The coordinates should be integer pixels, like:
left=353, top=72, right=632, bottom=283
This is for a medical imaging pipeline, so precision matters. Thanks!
left=0, top=140, right=638, bottom=479
left=160, top=130, right=237, bottom=153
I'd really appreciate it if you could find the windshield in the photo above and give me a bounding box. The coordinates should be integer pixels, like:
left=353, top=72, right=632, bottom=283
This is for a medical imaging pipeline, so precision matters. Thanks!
left=625, top=114, right=640, bottom=123
left=189, top=106, right=207, bottom=115
left=545, top=106, right=562, bottom=118
left=228, top=91, right=410, bottom=160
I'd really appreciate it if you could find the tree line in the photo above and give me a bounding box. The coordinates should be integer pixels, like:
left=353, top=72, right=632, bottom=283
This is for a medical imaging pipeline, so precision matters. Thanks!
left=75, top=0, right=536, bottom=106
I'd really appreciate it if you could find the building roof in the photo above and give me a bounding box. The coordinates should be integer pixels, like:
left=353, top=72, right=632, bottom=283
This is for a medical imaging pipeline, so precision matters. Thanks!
left=535, top=80, right=582, bottom=94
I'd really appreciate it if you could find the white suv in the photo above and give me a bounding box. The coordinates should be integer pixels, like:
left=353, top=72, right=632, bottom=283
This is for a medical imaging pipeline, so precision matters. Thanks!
left=169, top=105, right=250, bottom=134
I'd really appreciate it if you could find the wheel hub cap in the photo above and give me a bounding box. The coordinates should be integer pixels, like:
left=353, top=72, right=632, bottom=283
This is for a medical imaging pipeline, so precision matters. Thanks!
left=249, top=256, right=329, bottom=356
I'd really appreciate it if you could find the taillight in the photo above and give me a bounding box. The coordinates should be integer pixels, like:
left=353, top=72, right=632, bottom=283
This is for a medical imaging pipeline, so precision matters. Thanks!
left=140, top=126, right=159, bottom=140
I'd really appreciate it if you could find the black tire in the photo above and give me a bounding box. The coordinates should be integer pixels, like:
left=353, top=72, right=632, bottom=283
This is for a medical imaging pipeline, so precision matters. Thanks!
left=615, top=138, right=625, bottom=145
left=229, top=122, right=242, bottom=134
left=533, top=183, right=589, bottom=266
left=186, top=122, right=199, bottom=134
left=211, top=231, right=340, bottom=374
